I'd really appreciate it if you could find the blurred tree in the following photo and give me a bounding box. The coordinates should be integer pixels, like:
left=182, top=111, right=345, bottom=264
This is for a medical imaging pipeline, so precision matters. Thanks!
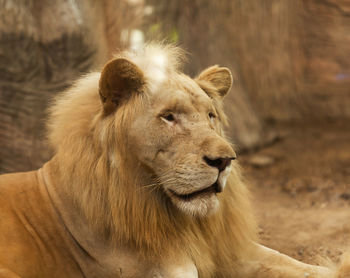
left=0, top=0, right=141, bottom=173
left=2, top=0, right=350, bottom=173
left=298, top=0, right=350, bottom=118
left=145, top=0, right=350, bottom=122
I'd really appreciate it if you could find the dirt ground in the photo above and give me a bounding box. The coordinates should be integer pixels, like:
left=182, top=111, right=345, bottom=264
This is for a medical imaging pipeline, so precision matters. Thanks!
left=239, top=119, right=350, bottom=265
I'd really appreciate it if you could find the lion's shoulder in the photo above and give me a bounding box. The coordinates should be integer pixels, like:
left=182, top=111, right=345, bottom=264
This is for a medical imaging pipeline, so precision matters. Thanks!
left=0, top=169, right=79, bottom=275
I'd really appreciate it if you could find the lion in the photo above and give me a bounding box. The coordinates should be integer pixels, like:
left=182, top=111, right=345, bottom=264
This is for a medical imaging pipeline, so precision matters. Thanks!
left=0, top=43, right=349, bottom=278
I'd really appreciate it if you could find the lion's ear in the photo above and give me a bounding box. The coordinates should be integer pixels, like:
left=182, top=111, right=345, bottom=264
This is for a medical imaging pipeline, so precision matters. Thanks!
left=99, top=58, right=145, bottom=114
left=196, top=65, right=233, bottom=98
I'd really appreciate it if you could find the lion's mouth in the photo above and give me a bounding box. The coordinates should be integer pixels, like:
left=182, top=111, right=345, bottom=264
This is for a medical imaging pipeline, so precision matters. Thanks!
left=169, top=181, right=221, bottom=202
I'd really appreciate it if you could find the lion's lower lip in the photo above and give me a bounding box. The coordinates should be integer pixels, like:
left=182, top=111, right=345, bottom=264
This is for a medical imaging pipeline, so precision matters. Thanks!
left=169, top=182, right=220, bottom=201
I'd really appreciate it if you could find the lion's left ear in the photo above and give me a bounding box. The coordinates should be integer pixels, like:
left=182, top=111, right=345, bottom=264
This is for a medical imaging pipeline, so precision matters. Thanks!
left=196, top=65, right=233, bottom=98
left=99, top=58, right=145, bottom=115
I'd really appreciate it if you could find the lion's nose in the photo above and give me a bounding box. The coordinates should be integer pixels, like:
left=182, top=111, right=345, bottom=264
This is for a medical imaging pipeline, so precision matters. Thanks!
left=203, top=156, right=236, bottom=172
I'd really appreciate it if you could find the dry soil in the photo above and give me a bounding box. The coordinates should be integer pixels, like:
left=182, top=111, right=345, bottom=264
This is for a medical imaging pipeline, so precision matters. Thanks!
left=240, top=119, right=350, bottom=265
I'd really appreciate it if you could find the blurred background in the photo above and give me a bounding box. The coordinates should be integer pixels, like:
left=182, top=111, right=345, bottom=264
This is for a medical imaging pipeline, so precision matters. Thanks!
left=0, top=0, right=349, bottom=265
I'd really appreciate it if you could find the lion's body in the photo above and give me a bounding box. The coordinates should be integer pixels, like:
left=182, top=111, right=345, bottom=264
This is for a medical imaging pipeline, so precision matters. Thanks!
left=0, top=44, right=348, bottom=278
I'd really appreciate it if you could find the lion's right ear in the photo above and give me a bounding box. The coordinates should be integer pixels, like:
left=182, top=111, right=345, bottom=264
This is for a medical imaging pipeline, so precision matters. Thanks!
left=99, top=58, right=145, bottom=114
left=196, top=65, right=233, bottom=98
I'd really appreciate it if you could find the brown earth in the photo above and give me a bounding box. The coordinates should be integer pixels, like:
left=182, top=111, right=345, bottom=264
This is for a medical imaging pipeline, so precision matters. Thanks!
left=239, top=119, right=350, bottom=265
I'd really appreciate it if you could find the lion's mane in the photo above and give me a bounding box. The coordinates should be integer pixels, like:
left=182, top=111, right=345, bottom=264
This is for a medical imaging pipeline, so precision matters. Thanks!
left=47, top=44, right=256, bottom=277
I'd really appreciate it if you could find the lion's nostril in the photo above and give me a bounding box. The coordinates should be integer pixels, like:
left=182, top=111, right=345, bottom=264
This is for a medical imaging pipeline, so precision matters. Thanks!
left=203, top=156, right=234, bottom=172
left=204, top=157, right=221, bottom=168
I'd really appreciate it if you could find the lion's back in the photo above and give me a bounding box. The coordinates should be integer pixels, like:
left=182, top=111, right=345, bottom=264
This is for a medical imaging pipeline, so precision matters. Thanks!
left=0, top=170, right=82, bottom=277
left=0, top=170, right=42, bottom=215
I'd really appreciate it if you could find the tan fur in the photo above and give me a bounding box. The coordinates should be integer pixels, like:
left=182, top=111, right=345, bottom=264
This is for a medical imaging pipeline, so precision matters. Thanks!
left=196, top=65, right=233, bottom=97
left=47, top=44, right=256, bottom=277
left=0, top=43, right=349, bottom=277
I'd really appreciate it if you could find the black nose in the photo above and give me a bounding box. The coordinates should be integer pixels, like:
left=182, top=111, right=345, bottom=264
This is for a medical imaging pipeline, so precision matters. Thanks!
left=203, top=156, right=235, bottom=172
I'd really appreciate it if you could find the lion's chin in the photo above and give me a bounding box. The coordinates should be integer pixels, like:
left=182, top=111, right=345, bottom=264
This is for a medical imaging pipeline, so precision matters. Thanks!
left=167, top=188, right=220, bottom=217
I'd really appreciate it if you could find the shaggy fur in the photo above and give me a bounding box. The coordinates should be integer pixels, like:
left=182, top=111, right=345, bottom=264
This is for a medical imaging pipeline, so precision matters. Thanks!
left=47, top=44, right=256, bottom=277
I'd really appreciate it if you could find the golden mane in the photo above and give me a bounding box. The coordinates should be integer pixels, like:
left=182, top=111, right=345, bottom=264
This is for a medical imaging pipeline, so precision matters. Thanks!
left=47, top=44, right=256, bottom=277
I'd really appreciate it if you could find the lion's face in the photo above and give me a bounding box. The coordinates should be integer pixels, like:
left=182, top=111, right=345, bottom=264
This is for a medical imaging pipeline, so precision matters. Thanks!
left=99, top=53, right=235, bottom=217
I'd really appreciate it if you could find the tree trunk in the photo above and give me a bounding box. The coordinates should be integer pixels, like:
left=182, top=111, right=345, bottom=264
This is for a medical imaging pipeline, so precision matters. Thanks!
left=0, top=0, right=140, bottom=173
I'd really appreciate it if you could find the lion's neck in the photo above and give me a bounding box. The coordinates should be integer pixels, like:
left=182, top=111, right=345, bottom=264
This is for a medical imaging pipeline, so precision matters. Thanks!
left=41, top=160, right=120, bottom=272
left=44, top=156, right=183, bottom=254
left=41, top=160, right=176, bottom=276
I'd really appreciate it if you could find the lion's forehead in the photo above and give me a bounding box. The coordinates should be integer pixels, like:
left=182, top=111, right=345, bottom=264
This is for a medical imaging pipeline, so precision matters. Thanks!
left=151, top=75, right=212, bottom=113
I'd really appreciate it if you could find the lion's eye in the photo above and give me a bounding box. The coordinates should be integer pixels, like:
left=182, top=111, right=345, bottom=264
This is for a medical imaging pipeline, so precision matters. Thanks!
left=162, top=113, right=175, bottom=122
left=208, top=112, right=216, bottom=119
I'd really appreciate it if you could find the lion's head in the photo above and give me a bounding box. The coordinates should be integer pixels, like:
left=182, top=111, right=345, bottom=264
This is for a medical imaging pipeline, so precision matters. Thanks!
left=48, top=44, right=255, bottom=267
left=97, top=45, right=236, bottom=217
